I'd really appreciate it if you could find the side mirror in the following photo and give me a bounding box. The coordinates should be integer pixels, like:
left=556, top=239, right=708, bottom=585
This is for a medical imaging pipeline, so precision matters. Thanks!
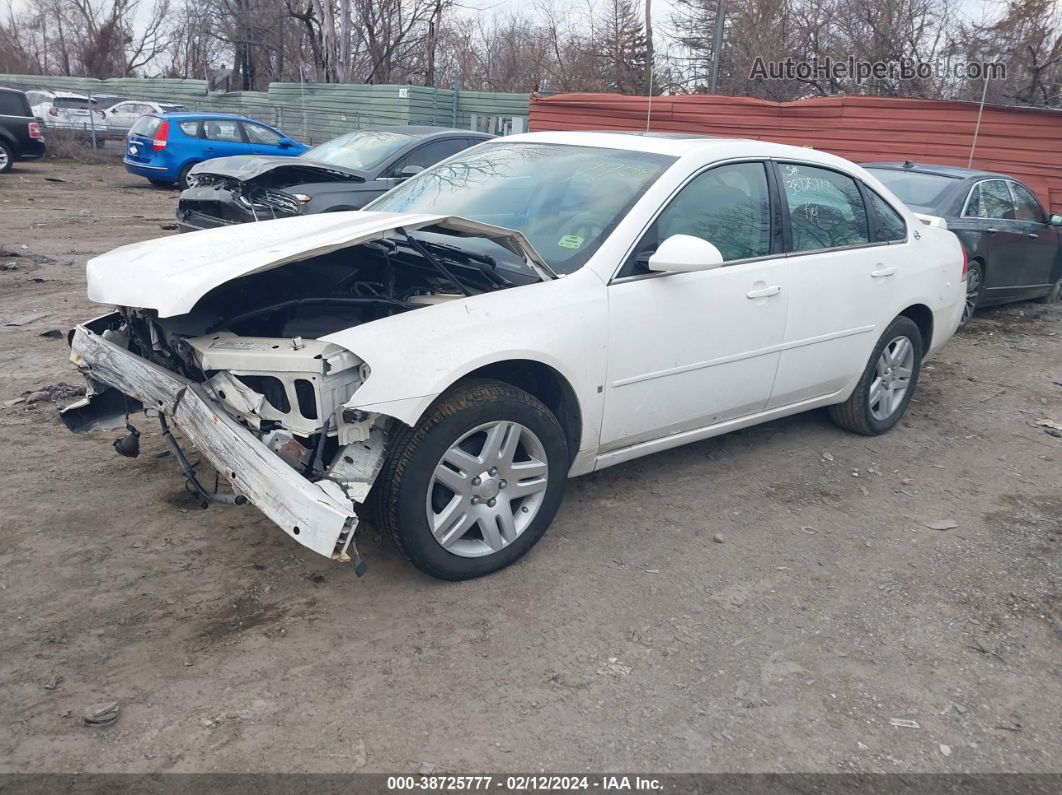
left=278, top=137, right=295, bottom=148
left=1050, top=214, right=1062, bottom=227
left=397, top=164, right=424, bottom=179
left=647, top=234, right=725, bottom=273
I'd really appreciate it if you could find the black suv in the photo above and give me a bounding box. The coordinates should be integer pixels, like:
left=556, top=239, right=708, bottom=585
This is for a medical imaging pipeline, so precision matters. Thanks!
left=0, top=87, right=47, bottom=173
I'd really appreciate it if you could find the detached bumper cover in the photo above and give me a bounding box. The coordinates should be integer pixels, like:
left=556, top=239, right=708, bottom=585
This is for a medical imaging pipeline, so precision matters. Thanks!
left=65, top=323, right=358, bottom=558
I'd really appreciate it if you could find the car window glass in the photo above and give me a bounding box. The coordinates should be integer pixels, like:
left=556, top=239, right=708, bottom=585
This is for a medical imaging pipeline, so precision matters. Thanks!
left=0, top=92, right=27, bottom=116
left=243, top=122, right=282, bottom=145
left=966, top=180, right=1014, bottom=220
left=203, top=120, right=243, bottom=142
left=630, top=162, right=772, bottom=272
left=781, top=163, right=869, bottom=251
left=130, top=116, right=162, bottom=137
left=177, top=120, right=200, bottom=136
left=389, top=139, right=469, bottom=176
left=864, top=168, right=958, bottom=208
left=865, top=189, right=906, bottom=242
left=1009, top=182, right=1044, bottom=223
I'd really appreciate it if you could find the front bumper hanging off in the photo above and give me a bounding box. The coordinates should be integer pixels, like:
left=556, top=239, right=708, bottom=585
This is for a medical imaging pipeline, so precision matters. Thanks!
left=62, top=322, right=360, bottom=560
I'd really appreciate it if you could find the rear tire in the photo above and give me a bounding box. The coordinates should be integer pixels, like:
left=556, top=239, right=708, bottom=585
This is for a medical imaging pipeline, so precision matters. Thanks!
left=0, top=140, right=13, bottom=173
left=148, top=178, right=170, bottom=188
left=372, top=379, right=568, bottom=581
left=829, top=316, right=923, bottom=436
left=960, top=261, right=984, bottom=328
left=176, top=163, right=195, bottom=190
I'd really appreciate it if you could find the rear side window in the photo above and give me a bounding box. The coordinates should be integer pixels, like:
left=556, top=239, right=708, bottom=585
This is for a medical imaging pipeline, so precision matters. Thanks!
left=780, top=163, right=870, bottom=251
left=865, top=190, right=907, bottom=242
left=177, top=120, right=200, bottom=136
left=965, top=180, right=1015, bottom=220
left=203, top=120, right=243, bottom=142
left=130, top=115, right=162, bottom=137
left=54, top=97, right=96, bottom=109
left=0, top=91, right=30, bottom=116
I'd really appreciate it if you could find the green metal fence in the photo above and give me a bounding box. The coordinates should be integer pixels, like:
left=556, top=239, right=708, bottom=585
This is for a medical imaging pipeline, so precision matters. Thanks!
left=0, top=74, right=529, bottom=144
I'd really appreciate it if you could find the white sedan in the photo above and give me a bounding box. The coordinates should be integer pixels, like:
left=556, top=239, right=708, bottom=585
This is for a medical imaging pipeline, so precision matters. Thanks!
left=62, top=132, right=966, bottom=580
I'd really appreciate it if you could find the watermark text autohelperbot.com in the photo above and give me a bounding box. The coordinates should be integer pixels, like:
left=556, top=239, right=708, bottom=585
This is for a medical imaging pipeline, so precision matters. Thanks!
left=750, top=56, right=1006, bottom=82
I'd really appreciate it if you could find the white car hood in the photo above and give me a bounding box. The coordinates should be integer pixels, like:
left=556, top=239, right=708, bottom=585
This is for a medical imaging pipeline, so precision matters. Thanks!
left=86, top=210, right=555, bottom=318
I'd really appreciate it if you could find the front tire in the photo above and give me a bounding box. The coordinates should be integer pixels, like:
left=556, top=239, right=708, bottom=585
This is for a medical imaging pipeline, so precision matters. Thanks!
left=373, top=379, right=569, bottom=580
left=1034, top=278, right=1062, bottom=304
left=829, top=316, right=923, bottom=436
left=176, top=163, right=195, bottom=190
left=0, top=140, right=13, bottom=173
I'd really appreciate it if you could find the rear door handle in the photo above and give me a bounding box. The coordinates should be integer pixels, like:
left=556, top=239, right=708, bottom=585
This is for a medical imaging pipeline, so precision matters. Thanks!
left=985, top=227, right=998, bottom=235
left=1027, top=232, right=1040, bottom=239
left=746, top=285, right=781, bottom=299
left=871, top=266, right=897, bottom=278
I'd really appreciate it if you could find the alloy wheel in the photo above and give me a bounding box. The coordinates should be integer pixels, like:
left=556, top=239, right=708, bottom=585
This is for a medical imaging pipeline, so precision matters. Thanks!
left=0, top=147, right=9, bottom=171
left=962, top=267, right=982, bottom=325
left=426, top=420, right=550, bottom=558
left=869, top=335, right=915, bottom=421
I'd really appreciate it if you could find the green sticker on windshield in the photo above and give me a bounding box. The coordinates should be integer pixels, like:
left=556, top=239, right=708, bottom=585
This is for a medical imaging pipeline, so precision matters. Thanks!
left=558, top=234, right=584, bottom=249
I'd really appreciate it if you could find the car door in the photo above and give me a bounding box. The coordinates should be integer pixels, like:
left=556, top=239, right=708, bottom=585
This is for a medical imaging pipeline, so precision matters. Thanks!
left=600, top=161, right=788, bottom=452
left=200, top=119, right=249, bottom=159
left=241, top=121, right=288, bottom=155
left=1008, top=180, right=1059, bottom=296
left=106, top=102, right=141, bottom=131
left=962, top=179, right=1030, bottom=301
left=767, top=161, right=902, bottom=409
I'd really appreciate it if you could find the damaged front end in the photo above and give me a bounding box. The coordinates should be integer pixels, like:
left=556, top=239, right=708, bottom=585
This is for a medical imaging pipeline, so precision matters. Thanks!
left=62, top=311, right=387, bottom=568
left=61, top=211, right=552, bottom=568
left=176, top=157, right=367, bottom=232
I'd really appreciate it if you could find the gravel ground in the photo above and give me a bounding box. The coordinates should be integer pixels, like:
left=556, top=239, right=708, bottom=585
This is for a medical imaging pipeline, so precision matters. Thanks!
left=0, top=160, right=1059, bottom=774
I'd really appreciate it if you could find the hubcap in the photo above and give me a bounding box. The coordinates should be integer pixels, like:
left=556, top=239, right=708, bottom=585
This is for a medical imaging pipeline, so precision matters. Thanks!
left=962, top=268, right=981, bottom=324
left=426, top=420, right=549, bottom=558
left=869, top=335, right=915, bottom=422
left=0, top=147, right=8, bottom=169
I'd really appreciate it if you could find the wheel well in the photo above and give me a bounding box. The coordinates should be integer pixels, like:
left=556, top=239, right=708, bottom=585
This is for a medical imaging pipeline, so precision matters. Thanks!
left=899, top=304, right=933, bottom=355
left=459, top=360, right=582, bottom=465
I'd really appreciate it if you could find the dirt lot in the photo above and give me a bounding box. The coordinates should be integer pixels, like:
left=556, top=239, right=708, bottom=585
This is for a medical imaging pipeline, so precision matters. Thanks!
left=0, top=160, right=1059, bottom=774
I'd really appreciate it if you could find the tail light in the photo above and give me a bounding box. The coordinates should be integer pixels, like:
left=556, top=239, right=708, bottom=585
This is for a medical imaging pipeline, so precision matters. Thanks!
left=48, top=106, right=58, bottom=117
left=152, top=120, right=170, bottom=151
left=959, top=242, right=968, bottom=281
left=96, top=110, right=105, bottom=120
left=28, top=122, right=42, bottom=140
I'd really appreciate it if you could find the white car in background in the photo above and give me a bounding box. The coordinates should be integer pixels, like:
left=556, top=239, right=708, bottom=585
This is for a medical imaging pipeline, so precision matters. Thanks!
left=26, top=90, right=106, bottom=132
left=61, top=132, right=966, bottom=580
left=103, top=99, right=188, bottom=132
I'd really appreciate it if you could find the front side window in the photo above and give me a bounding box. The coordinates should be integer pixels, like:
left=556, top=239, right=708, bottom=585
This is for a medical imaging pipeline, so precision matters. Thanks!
left=965, top=180, right=1015, bottom=220
left=368, top=142, right=674, bottom=274
left=781, top=163, right=870, bottom=251
left=387, top=138, right=470, bottom=176
left=203, top=120, right=243, bottom=142
left=626, top=162, right=772, bottom=274
left=243, top=122, right=282, bottom=145
left=1009, top=182, right=1045, bottom=223
left=865, top=190, right=907, bottom=242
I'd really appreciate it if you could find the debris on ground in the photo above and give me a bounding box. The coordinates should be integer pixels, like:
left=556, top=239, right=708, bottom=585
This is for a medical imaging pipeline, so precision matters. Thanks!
left=82, top=702, right=120, bottom=727
left=38, top=329, right=64, bottom=339
left=939, top=744, right=952, bottom=756
left=713, top=533, right=726, bottom=544
left=923, top=519, right=959, bottom=531
left=889, top=718, right=920, bottom=729
left=22, top=383, right=86, bottom=405
left=6, top=312, right=48, bottom=326
left=159, top=223, right=178, bottom=231
left=41, top=674, right=63, bottom=691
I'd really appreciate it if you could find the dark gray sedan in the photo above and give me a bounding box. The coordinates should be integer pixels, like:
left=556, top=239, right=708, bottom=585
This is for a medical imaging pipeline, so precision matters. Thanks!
left=176, top=126, right=493, bottom=232
left=864, top=162, right=1062, bottom=326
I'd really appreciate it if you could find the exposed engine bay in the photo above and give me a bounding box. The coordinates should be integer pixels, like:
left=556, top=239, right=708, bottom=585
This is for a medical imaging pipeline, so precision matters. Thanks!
left=75, top=231, right=532, bottom=502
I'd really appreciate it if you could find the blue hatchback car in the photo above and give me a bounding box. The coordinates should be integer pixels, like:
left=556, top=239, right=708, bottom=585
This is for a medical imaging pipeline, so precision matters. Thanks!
left=123, top=112, right=309, bottom=188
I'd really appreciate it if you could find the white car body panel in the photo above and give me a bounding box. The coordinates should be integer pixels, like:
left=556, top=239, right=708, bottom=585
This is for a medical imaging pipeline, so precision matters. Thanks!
left=67, top=131, right=966, bottom=561
left=85, top=210, right=555, bottom=318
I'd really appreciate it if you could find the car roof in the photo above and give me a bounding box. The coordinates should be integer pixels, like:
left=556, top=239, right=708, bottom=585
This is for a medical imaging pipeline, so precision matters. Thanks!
left=158, top=111, right=268, bottom=123
left=366, top=124, right=494, bottom=139
left=497, top=130, right=860, bottom=169
left=861, top=161, right=1009, bottom=181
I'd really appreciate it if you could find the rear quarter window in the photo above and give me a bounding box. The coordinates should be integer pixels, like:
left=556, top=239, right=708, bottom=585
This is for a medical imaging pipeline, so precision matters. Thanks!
left=0, top=91, right=30, bottom=116
left=865, top=190, right=907, bottom=242
left=177, top=120, right=200, bottom=136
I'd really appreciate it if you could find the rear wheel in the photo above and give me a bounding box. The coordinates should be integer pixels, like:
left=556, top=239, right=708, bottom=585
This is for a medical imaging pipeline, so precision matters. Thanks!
left=372, top=379, right=568, bottom=580
left=829, top=316, right=923, bottom=436
left=0, top=140, right=13, bottom=173
left=960, top=261, right=984, bottom=327
left=176, top=163, right=195, bottom=190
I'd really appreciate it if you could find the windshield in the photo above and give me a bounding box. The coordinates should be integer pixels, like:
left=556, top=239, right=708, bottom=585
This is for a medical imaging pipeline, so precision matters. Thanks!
left=367, top=142, right=675, bottom=273
left=865, top=168, right=959, bottom=210
left=301, top=130, right=417, bottom=171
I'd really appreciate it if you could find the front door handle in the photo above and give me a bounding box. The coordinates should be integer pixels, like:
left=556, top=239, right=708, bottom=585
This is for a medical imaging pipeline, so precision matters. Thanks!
left=746, top=284, right=781, bottom=299
left=871, top=265, right=897, bottom=278
left=985, top=227, right=999, bottom=235
left=1027, top=232, right=1040, bottom=239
